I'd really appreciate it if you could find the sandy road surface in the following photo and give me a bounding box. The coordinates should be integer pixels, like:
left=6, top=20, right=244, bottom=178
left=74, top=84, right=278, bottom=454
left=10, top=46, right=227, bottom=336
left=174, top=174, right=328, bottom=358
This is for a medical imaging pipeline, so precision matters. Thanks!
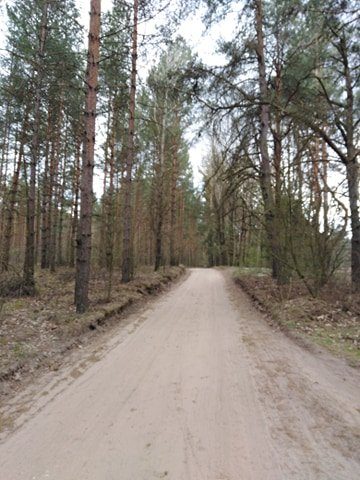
left=0, top=268, right=359, bottom=479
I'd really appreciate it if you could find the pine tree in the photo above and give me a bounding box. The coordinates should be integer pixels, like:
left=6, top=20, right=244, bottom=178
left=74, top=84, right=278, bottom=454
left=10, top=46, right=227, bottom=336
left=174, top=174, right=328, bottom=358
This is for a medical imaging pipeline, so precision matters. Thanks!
left=75, top=0, right=101, bottom=313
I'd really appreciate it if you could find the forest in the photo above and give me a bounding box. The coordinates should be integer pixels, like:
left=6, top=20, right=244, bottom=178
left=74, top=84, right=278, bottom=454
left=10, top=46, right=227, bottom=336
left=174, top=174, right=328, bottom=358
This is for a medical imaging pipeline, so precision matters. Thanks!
left=0, top=0, right=358, bottom=314
left=1, top=1, right=359, bottom=476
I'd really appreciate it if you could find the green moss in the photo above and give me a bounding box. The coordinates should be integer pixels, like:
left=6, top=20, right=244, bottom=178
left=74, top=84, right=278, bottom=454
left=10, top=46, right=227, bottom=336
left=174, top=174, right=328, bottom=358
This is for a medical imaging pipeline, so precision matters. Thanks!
left=13, top=342, right=26, bottom=359
left=4, top=298, right=26, bottom=313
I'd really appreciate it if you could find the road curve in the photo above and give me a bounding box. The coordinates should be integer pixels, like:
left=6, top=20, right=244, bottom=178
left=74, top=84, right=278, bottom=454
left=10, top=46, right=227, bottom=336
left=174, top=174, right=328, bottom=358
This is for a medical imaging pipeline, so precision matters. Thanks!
left=0, top=268, right=359, bottom=479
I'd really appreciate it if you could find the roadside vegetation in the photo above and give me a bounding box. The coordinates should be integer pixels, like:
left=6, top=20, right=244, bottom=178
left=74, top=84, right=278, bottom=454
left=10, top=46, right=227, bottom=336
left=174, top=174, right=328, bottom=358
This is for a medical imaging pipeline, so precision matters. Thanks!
left=234, top=268, right=360, bottom=365
left=0, top=266, right=184, bottom=396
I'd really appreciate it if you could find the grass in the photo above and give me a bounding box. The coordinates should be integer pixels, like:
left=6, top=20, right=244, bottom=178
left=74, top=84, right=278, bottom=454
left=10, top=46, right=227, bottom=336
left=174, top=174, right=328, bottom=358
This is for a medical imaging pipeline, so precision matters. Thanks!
left=237, top=266, right=271, bottom=277
left=12, top=343, right=26, bottom=359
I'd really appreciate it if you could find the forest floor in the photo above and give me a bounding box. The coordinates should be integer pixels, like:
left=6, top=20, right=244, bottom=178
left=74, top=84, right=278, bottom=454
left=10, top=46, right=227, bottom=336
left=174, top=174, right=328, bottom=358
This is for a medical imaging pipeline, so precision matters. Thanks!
left=0, top=265, right=185, bottom=401
left=233, top=268, right=360, bottom=367
left=0, top=268, right=359, bottom=479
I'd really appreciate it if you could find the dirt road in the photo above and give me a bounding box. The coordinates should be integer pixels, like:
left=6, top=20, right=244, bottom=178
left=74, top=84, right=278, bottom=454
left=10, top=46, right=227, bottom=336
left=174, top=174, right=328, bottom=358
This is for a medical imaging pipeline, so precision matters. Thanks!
left=0, top=269, right=359, bottom=479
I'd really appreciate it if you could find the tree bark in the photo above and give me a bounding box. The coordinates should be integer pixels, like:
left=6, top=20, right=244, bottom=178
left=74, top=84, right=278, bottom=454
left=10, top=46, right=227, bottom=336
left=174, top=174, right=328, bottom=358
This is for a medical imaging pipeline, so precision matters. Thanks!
left=347, top=158, right=360, bottom=290
left=75, top=0, right=101, bottom=313
left=154, top=92, right=167, bottom=272
left=23, top=0, right=49, bottom=292
left=0, top=109, right=29, bottom=272
left=40, top=109, right=52, bottom=269
left=56, top=146, right=67, bottom=267
left=254, top=0, right=280, bottom=281
left=122, top=0, right=138, bottom=283
left=105, top=98, right=116, bottom=300
left=69, top=134, right=81, bottom=267
left=169, top=156, right=178, bottom=266
left=48, top=101, right=63, bottom=272
left=169, top=115, right=179, bottom=267
left=342, top=35, right=360, bottom=290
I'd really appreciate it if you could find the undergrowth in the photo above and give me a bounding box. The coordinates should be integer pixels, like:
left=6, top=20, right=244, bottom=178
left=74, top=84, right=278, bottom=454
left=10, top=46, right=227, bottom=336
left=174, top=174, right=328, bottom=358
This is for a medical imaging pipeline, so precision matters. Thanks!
left=234, top=269, right=360, bottom=366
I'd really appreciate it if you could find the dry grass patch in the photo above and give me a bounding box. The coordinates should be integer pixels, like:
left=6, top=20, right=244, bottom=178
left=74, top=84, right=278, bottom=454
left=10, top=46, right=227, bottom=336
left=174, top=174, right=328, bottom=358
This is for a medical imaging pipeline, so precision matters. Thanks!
left=234, top=270, right=360, bottom=366
left=0, top=266, right=185, bottom=388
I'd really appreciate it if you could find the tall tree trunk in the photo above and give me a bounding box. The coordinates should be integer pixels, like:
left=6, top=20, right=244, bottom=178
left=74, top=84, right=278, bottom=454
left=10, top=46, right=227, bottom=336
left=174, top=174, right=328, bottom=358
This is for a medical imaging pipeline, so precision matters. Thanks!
left=342, top=36, right=360, bottom=290
left=99, top=99, right=111, bottom=269
left=69, top=135, right=81, bottom=267
left=254, top=0, right=280, bottom=281
left=40, top=109, right=52, bottom=269
left=272, top=63, right=289, bottom=284
left=35, top=171, right=42, bottom=265
left=347, top=158, right=360, bottom=290
left=23, top=0, right=49, bottom=292
left=75, top=0, right=101, bottom=313
left=0, top=100, right=12, bottom=234
left=0, top=110, right=29, bottom=272
left=154, top=209, right=164, bottom=271
left=105, top=99, right=116, bottom=300
left=154, top=94, right=167, bottom=272
left=169, top=116, right=179, bottom=267
left=122, top=0, right=138, bottom=283
left=57, top=129, right=68, bottom=267
left=322, top=140, right=329, bottom=236
left=49, top=104, right=63, bottom=272
left=169, top=159, right=178, bottom=266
